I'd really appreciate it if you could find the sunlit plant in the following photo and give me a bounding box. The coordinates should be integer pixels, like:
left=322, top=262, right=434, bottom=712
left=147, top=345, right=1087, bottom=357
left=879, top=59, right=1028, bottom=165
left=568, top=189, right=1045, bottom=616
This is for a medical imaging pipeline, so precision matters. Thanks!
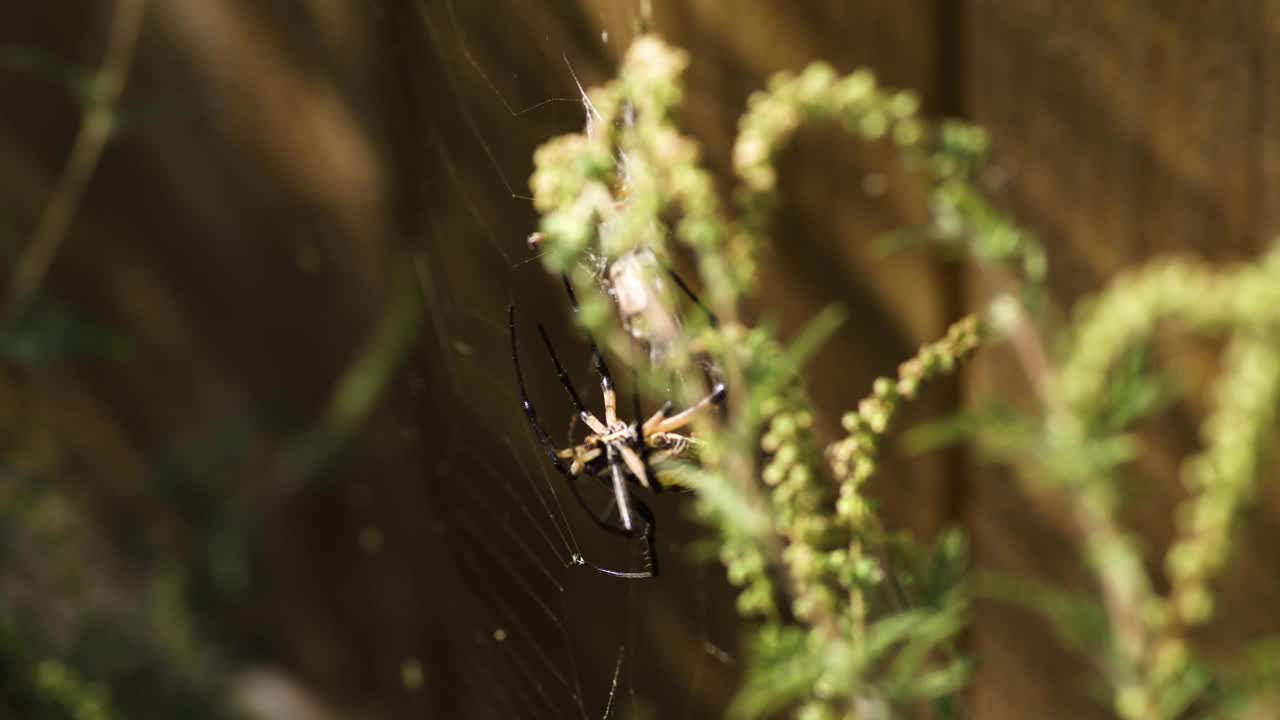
left=526, top=33, right=1280, bottom=720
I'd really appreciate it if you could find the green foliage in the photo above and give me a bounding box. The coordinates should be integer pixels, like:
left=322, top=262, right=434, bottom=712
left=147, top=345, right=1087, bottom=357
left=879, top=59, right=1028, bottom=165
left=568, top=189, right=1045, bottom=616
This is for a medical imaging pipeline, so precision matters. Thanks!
left=0, top=196, right=237, bottom=720
left=530, top=35, right=986, bottom=717
left=0, top=495, right=237, bottom=720
left=0, top=415, right=244, bottom=718
left=280, top=259, right=427, bottom=487
left=528, top=32, right=1280, bottom=719
left=0, top=618, right=112, bottom=720
left=1036, top=248, right=1280, bottom=718
left=6, top=17, right=1278, bottom=719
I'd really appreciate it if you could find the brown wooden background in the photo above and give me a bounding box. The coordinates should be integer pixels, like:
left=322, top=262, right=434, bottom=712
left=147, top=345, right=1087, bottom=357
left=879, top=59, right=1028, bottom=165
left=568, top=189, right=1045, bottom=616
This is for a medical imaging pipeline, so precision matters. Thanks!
left=2, top=1, right=1278, bottom=718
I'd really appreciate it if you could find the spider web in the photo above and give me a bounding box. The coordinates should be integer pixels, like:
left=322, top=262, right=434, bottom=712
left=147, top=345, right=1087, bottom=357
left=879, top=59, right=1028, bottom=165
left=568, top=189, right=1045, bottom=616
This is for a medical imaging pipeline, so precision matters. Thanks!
left=397, top=2, right=739, bottom=717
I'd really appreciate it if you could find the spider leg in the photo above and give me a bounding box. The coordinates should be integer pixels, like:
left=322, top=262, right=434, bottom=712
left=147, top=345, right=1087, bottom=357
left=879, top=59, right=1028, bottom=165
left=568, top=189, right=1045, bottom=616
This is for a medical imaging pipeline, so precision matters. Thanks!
left=511, top=303, right=654, bottom=579
left=509, top=304, right=576, bottom=477
left=557, top=469, right=657, bottom=579
left=660, top=267, right=732, bottom=396
left=627, top=497, right=659, bottom=578
left=646, top=382, right=727, bottom=435
left=560, top=275, right=619, bottom=426
left=575, top=487, right=658, bottom=580
left=665, top=266, right=718, bottom=328
left=536, top=323, right=608, bottom=435
left=632, top=375, right=660, bottom=494
left=564, top=473, right=629, bottom=536
left=604, top=444, right=635, bottom=532
left=583, top=504, right=657, bottom=579
left=643, top=400, right=673, bottom=429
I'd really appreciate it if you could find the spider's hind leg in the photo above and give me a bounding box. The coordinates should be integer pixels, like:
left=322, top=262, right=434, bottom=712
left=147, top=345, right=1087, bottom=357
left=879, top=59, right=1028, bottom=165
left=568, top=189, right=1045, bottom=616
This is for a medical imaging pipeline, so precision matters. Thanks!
left=574, top=488, right=659, bottom=580
left=630, top=497, right=659, bottom=578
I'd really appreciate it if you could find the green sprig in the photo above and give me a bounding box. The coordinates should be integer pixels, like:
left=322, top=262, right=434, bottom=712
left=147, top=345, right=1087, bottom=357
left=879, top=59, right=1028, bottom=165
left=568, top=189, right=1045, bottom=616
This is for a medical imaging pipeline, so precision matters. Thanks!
left=529, top=34, right=995, bottom=717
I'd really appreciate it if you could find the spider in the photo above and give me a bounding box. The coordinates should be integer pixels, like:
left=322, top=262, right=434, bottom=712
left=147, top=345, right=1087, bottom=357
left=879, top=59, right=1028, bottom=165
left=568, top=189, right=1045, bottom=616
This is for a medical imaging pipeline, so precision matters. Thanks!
left=508, top=279, right=725, bottom=579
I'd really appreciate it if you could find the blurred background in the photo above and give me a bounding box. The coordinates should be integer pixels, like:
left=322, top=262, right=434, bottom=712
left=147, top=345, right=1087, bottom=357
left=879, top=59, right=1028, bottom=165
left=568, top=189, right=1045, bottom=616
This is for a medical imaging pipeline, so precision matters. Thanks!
left=1, top=1, right=1278, bottom=718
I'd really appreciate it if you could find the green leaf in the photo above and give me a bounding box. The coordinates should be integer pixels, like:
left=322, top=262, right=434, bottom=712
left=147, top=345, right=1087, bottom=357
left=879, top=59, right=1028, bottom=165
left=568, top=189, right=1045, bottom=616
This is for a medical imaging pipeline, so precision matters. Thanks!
left=1204, top=635, right=1280, bottom=717
left=860, top=609, right=930, bottom=666
left=1157, top=660, right=1213, bottom=719
left=976, top=572, right=1110, bottom=658
left=748, top=303, right=845, bottom=410
left=885, top=595, right=967, bottom=690
left=900, top=657, right=972, bottom=701
left=730, top=626, right=827, bottom=719
left=903, top=406, right=1021, bottom=455
left=1089, top=346, right=1176, bottom=433
left=670, top=461, right=769, bottom=537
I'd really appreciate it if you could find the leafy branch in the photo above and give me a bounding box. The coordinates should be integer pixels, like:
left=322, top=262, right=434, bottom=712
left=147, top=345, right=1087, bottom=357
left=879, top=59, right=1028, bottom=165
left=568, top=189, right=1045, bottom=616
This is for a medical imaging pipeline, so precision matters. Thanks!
left=528, top=35, right=990, bottom=717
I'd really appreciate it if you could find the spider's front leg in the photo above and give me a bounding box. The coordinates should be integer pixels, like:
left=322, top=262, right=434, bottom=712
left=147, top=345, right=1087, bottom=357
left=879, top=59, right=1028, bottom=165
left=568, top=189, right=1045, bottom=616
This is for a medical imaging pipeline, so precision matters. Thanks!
left=640, top=382, right=727, bottom=441
left=509, top=304, right=577, bottom=478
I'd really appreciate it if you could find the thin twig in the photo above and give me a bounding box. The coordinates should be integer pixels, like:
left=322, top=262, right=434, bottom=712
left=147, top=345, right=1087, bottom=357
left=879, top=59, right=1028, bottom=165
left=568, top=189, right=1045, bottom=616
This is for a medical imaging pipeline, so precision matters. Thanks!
left=6, top=0, right=148, bottom=316
left=977, top=262, right=1052, bottom=404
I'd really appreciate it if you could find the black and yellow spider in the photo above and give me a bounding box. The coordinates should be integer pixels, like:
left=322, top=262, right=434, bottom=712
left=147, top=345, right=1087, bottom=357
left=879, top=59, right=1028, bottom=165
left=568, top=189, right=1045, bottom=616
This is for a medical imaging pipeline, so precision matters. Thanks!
left=508, top=280, right=724, bottom=579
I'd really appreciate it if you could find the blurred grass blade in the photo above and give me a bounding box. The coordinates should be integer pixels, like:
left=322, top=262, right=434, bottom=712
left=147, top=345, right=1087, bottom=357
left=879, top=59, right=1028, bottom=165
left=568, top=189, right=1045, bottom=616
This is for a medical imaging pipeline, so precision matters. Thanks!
left=279, top=255, right=426, bottom=489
